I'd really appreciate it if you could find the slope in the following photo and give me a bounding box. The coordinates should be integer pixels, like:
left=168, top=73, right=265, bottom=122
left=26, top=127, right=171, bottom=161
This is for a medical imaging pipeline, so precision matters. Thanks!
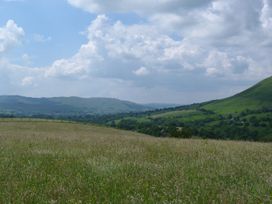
left=203, top=76, right=272, bottom=114
left=0, top=119, right=271, bottom=203
left=101, top=76, right=272, bottom=141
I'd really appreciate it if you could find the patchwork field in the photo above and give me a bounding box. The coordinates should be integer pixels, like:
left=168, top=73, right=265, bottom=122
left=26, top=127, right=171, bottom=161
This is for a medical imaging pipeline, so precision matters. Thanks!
left=0, top=119, right=271, bottom=203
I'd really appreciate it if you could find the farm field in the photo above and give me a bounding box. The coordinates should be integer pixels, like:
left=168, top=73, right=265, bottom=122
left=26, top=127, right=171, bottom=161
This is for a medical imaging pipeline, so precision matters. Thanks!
left=0, top=119, right=271, bottom=203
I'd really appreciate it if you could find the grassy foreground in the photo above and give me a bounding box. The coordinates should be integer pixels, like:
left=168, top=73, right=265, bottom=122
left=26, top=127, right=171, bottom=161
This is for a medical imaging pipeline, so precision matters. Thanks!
left=0, top=119, right=271, bottom=203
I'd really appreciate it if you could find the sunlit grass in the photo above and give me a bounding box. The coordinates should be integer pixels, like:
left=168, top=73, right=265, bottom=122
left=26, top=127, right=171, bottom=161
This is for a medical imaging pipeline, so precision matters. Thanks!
left=0, top=119, right=271, bottom=203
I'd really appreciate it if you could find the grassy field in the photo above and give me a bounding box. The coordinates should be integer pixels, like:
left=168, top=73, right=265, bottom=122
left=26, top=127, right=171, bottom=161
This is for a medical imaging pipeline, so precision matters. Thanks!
left=0, top=119, right=271, bottom=203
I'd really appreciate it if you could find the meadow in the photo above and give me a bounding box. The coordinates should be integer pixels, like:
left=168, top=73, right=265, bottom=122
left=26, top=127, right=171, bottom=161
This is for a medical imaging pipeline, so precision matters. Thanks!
left=0, top=119, right=271, bottom=203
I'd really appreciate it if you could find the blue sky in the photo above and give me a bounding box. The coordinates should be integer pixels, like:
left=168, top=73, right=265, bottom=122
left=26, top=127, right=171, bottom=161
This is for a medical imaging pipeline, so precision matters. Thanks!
left=0, top=0, right=272, bottom=104
left=0, top=0, right=92, bottom=66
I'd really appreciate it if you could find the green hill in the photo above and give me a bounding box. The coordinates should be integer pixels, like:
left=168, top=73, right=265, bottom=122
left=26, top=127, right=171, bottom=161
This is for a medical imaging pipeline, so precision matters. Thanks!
left=203, top=76, right=272, bottom=114
left=1, top=76, right=272, bottom=141
left=0, top=96, right=154, bottom=116
left=102, top=76, right=272, bottom=141
left=0, top=119, right=271, bottom=203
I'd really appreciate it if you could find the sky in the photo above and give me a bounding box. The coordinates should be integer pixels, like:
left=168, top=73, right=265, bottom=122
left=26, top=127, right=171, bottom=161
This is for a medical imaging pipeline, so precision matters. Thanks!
left=0, top=0, right=272, bottom=104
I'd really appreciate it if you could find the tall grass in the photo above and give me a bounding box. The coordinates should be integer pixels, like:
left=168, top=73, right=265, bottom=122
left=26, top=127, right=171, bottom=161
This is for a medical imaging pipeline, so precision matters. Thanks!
left=0, top=119, right=271, bottom=203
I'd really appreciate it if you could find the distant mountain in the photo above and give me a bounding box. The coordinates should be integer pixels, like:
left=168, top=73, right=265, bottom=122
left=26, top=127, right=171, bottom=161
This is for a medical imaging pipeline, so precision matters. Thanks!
left=203, top=76, right=272, bottom=114
left=0, top=96, right=156, bottom=116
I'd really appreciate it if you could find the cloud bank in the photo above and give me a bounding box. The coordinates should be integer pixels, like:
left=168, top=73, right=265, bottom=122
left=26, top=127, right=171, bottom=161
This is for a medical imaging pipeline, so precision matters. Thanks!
left=1, top=0, right=272, bottom=103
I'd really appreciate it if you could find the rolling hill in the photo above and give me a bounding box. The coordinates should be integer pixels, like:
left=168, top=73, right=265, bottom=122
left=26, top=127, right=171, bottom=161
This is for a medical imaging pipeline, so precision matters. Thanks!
left=203, top=76, right=272, bottom=114
left=0, top=96, right=158, bottom=116
left=1, top=76, right=272, bottom=141
left=101, top=76, right=272, bottom=141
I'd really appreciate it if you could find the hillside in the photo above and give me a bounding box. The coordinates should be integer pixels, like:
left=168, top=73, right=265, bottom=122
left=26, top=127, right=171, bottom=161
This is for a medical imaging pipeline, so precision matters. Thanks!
left=101, top=76, right=272, bottom=141
left=1, top=76, right=272, bottom=141
left=0, top=96, right=156, bottom=116
left=0, top=119, right=271, bottom=203
left=203, top=76, right=272, bottom=114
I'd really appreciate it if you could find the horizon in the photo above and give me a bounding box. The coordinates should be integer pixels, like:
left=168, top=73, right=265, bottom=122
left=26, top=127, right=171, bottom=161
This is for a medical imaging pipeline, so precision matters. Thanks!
left=0, top=73, right=259, bottom=106
left=1, top=0, right=272, bottom=104
left=0, top=94, right=191, bottom=105
left=0, top=94, right=182, bottom=105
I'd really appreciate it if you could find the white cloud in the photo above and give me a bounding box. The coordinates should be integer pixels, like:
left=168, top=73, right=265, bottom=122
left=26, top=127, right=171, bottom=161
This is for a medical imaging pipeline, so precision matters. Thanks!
left=45, top=57, right=91, bottom=78
left=0, top=20, right=24, bottom=53
left=21, top=76, right=33, bottom=86
left=45, top=15, right=182, bottom=79
left=133, top=67, right=149, bottom=76
left=33, top=34, right=52, bottom=43
left=44, top=7, right=272, bottom=84
left=260, top=0, right=272, bottom=35
left=45, top=38, right=98, bottom=78
left=21, top=53, right=32, bottom=65
left=67, top=0, right=212, bottom=15
left=63, top=1, right=272, bottom=78
left=0, top=58, right=43, bottom=93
